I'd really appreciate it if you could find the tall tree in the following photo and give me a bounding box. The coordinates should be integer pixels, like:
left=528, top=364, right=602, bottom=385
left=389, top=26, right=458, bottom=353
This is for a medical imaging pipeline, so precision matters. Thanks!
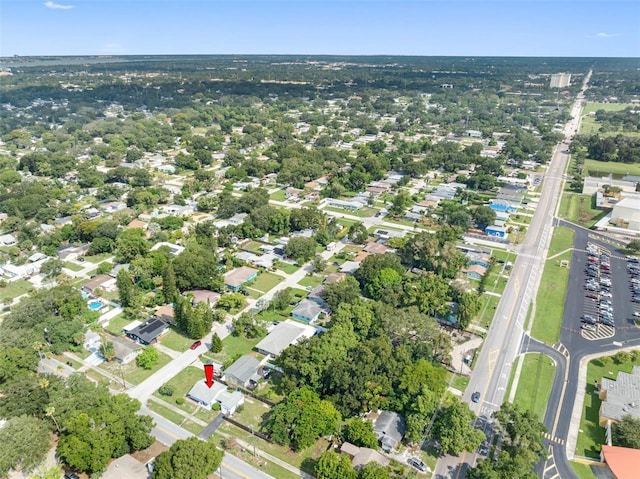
left=314, top=450, right=357, bottom=479
left=0, top=415, right=51, bottom=478
left=432, top=397, right=485, bottom=455
left=152, top=437, right=223, bottom=479
left=612, top=414, right=640, bottom=449
left=162, top=262, right=177, bottom=303
left=266, top=387, right=341, bottom=451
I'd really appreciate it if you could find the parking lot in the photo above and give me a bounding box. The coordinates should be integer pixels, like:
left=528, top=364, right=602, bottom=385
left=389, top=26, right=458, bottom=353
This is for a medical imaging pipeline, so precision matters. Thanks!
left=575, top=240, right=640, bottom=342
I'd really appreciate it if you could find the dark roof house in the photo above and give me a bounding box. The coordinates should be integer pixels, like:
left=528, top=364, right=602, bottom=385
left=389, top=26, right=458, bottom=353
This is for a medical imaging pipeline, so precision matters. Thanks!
left=372, top=411, right=406, bottom=452
left=126, top=317, right=169, bottom=345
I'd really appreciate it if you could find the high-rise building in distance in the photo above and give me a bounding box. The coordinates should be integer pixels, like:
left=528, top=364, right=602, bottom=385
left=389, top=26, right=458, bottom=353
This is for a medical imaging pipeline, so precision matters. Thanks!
left=550, top=73, right=571, bottom=88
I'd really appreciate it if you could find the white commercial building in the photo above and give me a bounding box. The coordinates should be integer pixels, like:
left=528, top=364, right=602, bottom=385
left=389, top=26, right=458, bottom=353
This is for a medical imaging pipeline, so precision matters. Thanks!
left=610, top=197, right=640, bottom=231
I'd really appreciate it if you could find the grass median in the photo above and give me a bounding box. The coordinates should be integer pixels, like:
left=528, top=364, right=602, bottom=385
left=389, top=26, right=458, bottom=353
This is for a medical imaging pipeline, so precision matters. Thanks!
left=531, top=226, right=575, bottom=344
left=511, top=353, right=556, bottom=420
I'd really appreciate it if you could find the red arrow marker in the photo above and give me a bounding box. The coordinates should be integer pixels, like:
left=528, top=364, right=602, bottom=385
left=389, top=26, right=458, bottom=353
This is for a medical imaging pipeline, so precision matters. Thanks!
left=204, top=364, right=214, bottom=388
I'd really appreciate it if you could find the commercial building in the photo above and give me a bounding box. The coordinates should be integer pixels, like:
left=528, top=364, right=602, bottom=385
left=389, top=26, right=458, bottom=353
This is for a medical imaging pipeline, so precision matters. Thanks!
left=598, top=365, right=640, bottom=427
left=610, top=197, right=640, bottom=231
left=550, top=73, right=571, bottom=88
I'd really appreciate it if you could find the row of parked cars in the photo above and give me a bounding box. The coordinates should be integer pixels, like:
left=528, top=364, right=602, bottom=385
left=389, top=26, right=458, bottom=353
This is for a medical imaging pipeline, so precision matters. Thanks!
left=627, top=256, right=640, bottom=303
left=582, top=244, right=614, bottom=331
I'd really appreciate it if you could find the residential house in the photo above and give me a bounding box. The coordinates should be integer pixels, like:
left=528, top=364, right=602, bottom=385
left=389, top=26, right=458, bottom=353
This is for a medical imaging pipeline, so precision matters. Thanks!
left=255, top=320, right=316, bottom=358
left=150, top=242, right=185, bottom=256
left=40, top=224, right=56, bottom=234
left=285, top=188, right=303, bottom=201
left=485, top=225, right=508, bottom=238
left=101, top=454, right=148, bottom=479
left=223, top=355, right=261, bottom=389
left=324, top=272, right=347, bottom=284
left=0, top=234, right=17, bottom=246
left=161, top=204, right=193, bottom=216
left=54, top=216, right=73, bottom=228
left=291, top=298, right=326, bottom=323
left=126, top=317, right=169, bottom=345
left=326, top=198, right=365, bottom=210
left=111, top=336, right=143, bottom=364
left=598, top=365, right=640, bottom=427
left=224, top=266, right=259, bottom=291
left=57, top=244, right=90, bottom=261
left=183, top=289, right=221, bottom=307
left=340, top=261, right=361, bottom=274
left=81, top=274, right=116, bottom=294
left=489, top=199, right=518, bottom=213
left=127, top=219, right=148, bottom=230
left=463, top=264, right=488, bottom=280
left=370, top=410, right=406, bottom=452
left=340, top=442, right=390, bottom=470
left=186, top=380, right=244, bottom=415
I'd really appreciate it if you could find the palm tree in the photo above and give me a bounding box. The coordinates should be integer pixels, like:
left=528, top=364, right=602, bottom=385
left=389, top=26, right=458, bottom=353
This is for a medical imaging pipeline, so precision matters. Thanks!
left=45, top=406, right=60, bottom=433
left=100, top=341, right=116, bottom=362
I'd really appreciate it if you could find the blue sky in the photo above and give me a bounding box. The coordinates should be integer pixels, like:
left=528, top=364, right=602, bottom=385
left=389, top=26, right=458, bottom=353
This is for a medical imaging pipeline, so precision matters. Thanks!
left=1, top=1, right=638, bottom=57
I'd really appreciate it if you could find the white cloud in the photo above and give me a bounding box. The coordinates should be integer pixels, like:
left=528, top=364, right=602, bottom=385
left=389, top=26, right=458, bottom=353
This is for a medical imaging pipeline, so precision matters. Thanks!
left=588, top=32, right=620, bottom=39
left=44, top=1, right=74, bottom=10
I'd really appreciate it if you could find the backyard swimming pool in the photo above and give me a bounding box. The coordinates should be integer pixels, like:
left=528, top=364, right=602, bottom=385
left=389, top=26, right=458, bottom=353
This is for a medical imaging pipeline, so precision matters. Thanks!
left=88, top=301, right=104, bottom=311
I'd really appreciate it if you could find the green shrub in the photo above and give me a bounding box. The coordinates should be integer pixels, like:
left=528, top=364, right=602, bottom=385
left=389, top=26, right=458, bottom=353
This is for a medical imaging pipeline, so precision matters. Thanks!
left=176, top=397, right=185, bottom=405
left=158, top=384, right=175, bottom=397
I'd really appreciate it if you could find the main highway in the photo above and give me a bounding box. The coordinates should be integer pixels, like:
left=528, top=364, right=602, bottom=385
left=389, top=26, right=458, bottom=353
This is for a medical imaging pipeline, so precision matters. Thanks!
left=433, top=70, right=591, bottom=478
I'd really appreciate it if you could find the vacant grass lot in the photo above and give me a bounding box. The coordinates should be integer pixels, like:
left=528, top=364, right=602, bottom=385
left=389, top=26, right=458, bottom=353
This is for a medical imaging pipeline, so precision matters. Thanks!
left=531, top=227, right=575, bottom=344
left=0, top=279, right=33, bottom=301
left=580, top=103, right=635, bottom=136
left=99, top=350, right=172, bottom=385
left=63, top=261, right=84, bottom=272
left=209, top=334, right=264, bottom=363
left=162, top=329, right=196, bottom=352
left=559, top=193, right=605, bottom=229
left=512, top=353, right=556, bottom=420
left=104, top=313, right=130, bottom=336
left=83, top=253, right=113, bottom=264
left=155, top=365, right=203, bottom=407
left=249, top=272, right=284, bottom=293
left=297, top=275, right=323, bottom=289
left=584, top=159, right=640, bottom=177
left=575, top=353, right=640, bottom=459
left=275, top=262, right=299, bottom=275
left=269, top=190, right=286, bottom=201
left=324, top=206, right=378, bottom=217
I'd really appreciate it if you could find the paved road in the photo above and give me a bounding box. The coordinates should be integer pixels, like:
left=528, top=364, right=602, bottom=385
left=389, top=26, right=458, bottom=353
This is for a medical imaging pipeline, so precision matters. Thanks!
left=433, top=71, right=591, bottom=478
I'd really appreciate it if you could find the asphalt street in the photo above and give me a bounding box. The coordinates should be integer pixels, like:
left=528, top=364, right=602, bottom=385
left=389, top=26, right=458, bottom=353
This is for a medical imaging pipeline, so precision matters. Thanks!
left=433, top=71, right=591, bottom=478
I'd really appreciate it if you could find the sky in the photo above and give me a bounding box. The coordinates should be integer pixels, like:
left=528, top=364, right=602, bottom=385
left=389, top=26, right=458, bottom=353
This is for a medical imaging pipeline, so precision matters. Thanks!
left=1, top=0, right=639, bottom=57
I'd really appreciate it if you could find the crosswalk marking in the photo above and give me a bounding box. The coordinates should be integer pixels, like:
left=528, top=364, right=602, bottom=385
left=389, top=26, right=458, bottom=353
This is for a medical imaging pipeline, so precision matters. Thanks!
left=543, top=432, right=565, bottom=445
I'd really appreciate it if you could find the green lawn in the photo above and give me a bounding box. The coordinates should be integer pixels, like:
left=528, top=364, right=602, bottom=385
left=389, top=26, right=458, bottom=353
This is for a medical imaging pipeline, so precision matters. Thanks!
left=242, top=241, right=265, bottom=254
left=63, top=261, right=84, bottom=272
left=249, top=272, right=285, bottom=293
left=104, top=313, right=130, bottom=336
left=269, top=190, right=286, bottom=201
left=570, top=462, right=598, bottom=479
left=83, top=253, right=113, bottom=264
left=208, top=334, right=264, bottom=363
left=232, top=397, right=272, bottom=428
left=147, top=400, right=188, bottom=426
left=324, top=206, right=378, bottom=218
left=531, top=228, right=574, bottom=344
left=216, top=421, right=330, bottom=474
left=161, top=329, right=196, bottom=353
left=575, top=352, right=640, bottom=459
left=448, top=373, right=470, bottom=392
left=275, top=261, right=299, bottom=275
left=0, top=279, right=33, bottom=301
left=584, top=159, right=640, bottom=177
left=559, top=193, right=606, bottom=228
left=99, top=350, right=172, bottom=385
left=475, top=293, right=501, bottom=329
left=580, top=103, right=635, bottom=137
left=547, top=226, right=576, bottom=257
left=512, top=353, right=556, bottom=420
left=484, top=272, right=508, bottom=295
left=157, top=365, right=204, bottom=401
left=297, top=275, right=323, bottom=289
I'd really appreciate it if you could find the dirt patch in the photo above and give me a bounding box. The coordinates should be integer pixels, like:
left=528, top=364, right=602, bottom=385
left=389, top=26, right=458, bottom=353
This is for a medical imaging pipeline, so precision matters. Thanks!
left=131, top=441, right=169, bottom=464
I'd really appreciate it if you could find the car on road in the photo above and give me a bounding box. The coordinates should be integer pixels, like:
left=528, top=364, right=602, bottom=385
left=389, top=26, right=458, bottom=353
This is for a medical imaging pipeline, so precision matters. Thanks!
left=190, top=340, right=202, bottom=350
left=581, top=323, right=597, bottom=332
left=471, top=391, right=481, bottom=403
left=408, top=457, right=427, bottom=472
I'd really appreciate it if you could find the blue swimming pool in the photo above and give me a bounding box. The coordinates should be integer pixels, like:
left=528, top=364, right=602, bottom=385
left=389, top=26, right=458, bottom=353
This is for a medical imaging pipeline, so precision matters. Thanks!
left=88, top=301, right=104, bottom=311
left=81, top=291, right=89, bottom=300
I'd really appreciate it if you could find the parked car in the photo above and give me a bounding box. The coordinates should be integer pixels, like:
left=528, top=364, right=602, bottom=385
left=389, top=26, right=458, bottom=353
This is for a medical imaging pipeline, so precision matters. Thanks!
left=581, top=323, right=597, bottom=332
left=581, top=315, right=597, bottom=325
left=600, top=317, right=615, bottom=327
left=408, top=457, right=427, bottom=472
left=585, top=292, right=599, bottom=299
left=601, top=291, right=612, bottom=298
